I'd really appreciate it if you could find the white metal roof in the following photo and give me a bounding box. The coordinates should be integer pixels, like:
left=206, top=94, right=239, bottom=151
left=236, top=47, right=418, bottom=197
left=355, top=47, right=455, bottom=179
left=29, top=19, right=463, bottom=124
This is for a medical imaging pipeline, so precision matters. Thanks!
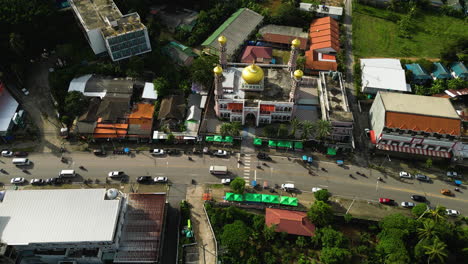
left=299, top=3, right=343, bottom=16
left=0, top=189, right=121, bottom=245
left=0, top=88, right=19, bottom=133
left=142, top=82, right=158, bottom=100
left=361, top=59, right=410, bottom=92
left=68, top=74, right=92, bottom=93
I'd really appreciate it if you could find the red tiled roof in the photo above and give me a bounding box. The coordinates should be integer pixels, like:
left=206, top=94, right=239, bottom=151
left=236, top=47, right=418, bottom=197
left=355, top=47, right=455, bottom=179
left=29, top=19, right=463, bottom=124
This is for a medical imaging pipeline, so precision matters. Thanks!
left=322, top=54, right=336, bottom=60
left=128, top=103, right=155, bottom=119
left=386, top=112, right=461, bottom=136
left=265, top=208, right=315, bottom=237
left=261, top=34, right=307, bottom=50
left=241, top=46, right=273, bottom=63
left=305, top=50, right=337, bottom=71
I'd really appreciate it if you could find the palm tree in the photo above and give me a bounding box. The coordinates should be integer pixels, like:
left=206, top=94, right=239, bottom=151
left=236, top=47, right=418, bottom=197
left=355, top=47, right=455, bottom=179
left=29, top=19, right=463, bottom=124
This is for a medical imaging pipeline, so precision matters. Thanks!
left=220, top=123, right=232, bottom=136
left=231, top=122, right=242, bottom=136
left=417, top=219, right=438, bottom=242
left=313, top=120, right=332, bottom=140
left=290, top=118, right=301, bottom=138
left=428, top=206, right=447, bottom=223
left=424, top=237, right=448, bottom=264
left=301, top=121, right=313, bottom=140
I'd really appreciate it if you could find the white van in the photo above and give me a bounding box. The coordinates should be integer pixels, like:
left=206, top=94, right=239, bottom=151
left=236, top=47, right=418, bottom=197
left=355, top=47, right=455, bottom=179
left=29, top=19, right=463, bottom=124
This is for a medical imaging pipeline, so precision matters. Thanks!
left=12, top=158, right=30, bottom=166
left=59, top=170, right=76, bottom=178
left=209, top=166, right=228, bottom=175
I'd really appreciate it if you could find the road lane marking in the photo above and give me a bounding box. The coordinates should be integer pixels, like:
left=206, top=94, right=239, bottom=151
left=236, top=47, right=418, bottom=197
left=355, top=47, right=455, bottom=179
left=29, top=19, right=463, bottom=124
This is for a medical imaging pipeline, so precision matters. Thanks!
left=254, top=170, right=257, bottom=181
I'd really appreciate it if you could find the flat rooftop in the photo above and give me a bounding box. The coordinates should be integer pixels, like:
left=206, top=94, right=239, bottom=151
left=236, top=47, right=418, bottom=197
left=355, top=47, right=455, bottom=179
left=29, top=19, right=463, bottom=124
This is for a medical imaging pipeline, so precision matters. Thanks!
left=0, top=189, right=121, bottom=246
left=222, top=67, right=292, bottom=102
left=323, top=74, right=352, bottom=122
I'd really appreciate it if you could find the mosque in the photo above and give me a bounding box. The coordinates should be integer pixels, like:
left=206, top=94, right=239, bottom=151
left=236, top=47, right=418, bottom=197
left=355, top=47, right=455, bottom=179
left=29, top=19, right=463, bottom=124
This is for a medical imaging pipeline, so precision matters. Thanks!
left=213, top=36, right=305, bottom=126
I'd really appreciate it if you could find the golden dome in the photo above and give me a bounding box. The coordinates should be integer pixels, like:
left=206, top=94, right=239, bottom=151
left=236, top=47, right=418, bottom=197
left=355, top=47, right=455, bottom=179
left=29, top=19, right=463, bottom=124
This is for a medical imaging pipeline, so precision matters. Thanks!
left=293, top=69, right=304, bottom=79
left=291, top=38, right=301, bottom=48
left=213, top=65, right=223, bottom=75
left=242, top=64, right=264, bottom=84
left=218, top=35, right=227, bottom=45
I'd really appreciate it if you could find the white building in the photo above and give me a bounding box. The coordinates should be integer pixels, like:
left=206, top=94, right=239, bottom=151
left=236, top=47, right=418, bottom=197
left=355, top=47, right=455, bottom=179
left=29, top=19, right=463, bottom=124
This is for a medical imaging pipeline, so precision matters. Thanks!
left=69, top=0, right=151, bottom=61
left=361, top=58, right=411, bottom=94
left=0, top=189, right=167, bottom=264
left=0, top=82, right=19, bottom=139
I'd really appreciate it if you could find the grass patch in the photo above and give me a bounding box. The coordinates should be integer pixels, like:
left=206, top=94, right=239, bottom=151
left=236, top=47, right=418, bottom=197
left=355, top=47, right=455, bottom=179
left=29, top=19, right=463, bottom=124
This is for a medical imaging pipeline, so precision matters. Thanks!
left=353, top=3, right=468, bottom=58
left=260, top=0, right=283, bottom=15
left=272, top=49, right=290, bottom=64
left=208, top=183, right=225, bottom=189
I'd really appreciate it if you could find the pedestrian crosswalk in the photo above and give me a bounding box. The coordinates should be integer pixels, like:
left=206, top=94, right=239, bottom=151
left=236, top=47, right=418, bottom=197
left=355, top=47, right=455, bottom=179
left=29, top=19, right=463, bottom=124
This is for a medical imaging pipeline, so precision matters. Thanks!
left=243, top=154, right=251, bottom=181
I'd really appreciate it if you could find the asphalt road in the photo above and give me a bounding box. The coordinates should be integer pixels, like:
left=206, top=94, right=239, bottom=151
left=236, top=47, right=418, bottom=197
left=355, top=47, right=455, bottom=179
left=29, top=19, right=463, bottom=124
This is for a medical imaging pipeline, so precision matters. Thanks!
left=0, top=152, right=466, bottom=213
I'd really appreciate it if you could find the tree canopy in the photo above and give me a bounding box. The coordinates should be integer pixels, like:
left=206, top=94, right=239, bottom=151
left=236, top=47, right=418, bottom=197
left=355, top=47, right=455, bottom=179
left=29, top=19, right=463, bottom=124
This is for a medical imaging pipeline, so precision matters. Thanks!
left=220, top=220, right=251, bottom=253
left=307, top=201, right=333, bottom=227
left=230, top=177, right=246, bottom=194
left=189, top=55, right=218, bottom=90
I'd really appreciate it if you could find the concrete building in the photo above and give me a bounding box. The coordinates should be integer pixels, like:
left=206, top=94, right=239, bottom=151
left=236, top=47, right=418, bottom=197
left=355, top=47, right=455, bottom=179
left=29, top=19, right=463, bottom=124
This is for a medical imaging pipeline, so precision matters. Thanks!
left=361, top=59, right=411, bottom=94
left=0, top=81, right=20, bottom=141
left=69, top=0, right=151, bottom=61
left=369, top=92, right=461, bottom=159
left=318, top=71, right=354, bottom=150
left=258, top=24, right=308, bottom=50
left=0, top=189, right=166, bottom=264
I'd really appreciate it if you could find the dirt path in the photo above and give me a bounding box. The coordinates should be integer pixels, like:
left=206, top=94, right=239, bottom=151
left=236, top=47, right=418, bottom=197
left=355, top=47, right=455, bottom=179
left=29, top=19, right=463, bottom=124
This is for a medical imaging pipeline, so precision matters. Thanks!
left=186, top=185, right=217, bottom=264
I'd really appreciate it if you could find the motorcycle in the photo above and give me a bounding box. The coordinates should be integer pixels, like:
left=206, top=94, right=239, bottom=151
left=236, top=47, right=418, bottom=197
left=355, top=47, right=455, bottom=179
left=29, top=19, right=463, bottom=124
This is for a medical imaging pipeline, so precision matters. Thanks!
left=455, top=187, right=460, bottom=192
left=79, top=166, right=85, bottom=170
left=349, top=174, right=354, bottom=179
left=61, top=157, right=67, bottom=163
left=188, top=156, right=193, bottom=161
left=321, top=168, right=328, bottom=172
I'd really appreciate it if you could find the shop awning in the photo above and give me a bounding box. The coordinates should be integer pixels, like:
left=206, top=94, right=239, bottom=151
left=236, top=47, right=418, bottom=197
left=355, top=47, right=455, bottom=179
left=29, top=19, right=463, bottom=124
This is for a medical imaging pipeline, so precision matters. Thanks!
left=294, top=141, right=303, bottom=149
left=223, top=136, right=233, bottom=143
left=327, top=148, right=337, bottom=155
left=268, top=140, right=277, bottom=147
left=214, top=135, right=223, bottom=142
left=228, top=103, right=243, bottom=110
left=244, top=193, right=262, bottom=202
left=376, top=143, right=451, bottom=158
left=261, top=194, right=280, bottom=204
left=260, top=104, right=275, bottom=112
left=225, top=192, right=234, bottom=201
left=280, top=196, right=298, bottom=206
left=205, top=136, right=214, bottom=142
left=233, top=194, right=243, bottom=202
left=277, top=141, right=293, bottom=148
left=254, top=138, right=262, bottom=145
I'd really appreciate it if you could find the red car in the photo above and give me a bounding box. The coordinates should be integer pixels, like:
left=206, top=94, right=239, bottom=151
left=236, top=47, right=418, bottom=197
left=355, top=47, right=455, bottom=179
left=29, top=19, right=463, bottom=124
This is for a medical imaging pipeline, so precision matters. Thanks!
left=379, top=198, right=395, bottom=205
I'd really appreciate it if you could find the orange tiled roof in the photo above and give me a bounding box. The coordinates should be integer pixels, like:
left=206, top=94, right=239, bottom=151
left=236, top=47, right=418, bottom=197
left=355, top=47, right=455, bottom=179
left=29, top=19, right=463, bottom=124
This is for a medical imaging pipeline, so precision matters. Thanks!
left=95, top=123, right=129, bottom=129
left=305, top=50, right=337, bottom=71
left=386, top=112, right=461, bottom=136
left=308, top=17, right=340, bottom=52
left=265, top=208, right=315, bottom=237
left=128, top=103, right=155, bottom=119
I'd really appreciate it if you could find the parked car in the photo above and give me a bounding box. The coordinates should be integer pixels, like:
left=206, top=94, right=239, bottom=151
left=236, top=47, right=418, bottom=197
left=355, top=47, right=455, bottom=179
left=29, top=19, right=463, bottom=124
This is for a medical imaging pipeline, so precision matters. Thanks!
left=108, top=171, right=125, bottom=178
left=312, top=187, right=323, bottom=193
left=10, top=177, right=25, bottom=184
left=445, top=209, right=460, bottom=216
left=213, top=150, right=228, bottom=157
left=31, top=179, right=44, bottom=186
left=1, top=150, right=13, bottom=157
left=93, top=149, right=106, bottom=156
left=447, top=171, right=459, bottom=178
left=399, top=171, right=412, bottom=179
left=13, top=151, right=28, bottom=157
left=137, top=176, right=153, bottom=184
left=46, top=177, right=65, bottom=185
left=281, top=183, right=295, bottom=190
left=151, top=149, right=165, bottom=156
left=401, top=202, right=415, bottom=208
left=440, top=189, right=454, bottom=196
left=411, top=195, right=426, bottom=202
left=379, top=198, right=395, bottom=205
left=415, top=174, right=430, bottom=182
left=166, top=149, right=180, bottom=155
left=257, top=152, right=272, bottom=161
left=21, top=87, right=29, bottom=95
left=221, top=178, right=231, bottom=185
left=154, top=177, right=168, bottom=183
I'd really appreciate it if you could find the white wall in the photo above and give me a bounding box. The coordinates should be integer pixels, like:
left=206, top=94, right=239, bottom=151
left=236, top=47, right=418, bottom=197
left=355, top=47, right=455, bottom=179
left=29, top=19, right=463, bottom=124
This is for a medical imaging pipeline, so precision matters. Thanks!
left=369, top=92, right=386, bottom=140
left=87, top=28, right=107, bottom=55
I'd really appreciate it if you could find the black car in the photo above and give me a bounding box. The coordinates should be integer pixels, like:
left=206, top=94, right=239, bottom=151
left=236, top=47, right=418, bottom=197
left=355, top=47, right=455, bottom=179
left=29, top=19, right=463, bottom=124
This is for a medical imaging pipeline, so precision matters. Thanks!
left=257, top=152, right=272, bottom=161
left=93, top=149, right=107, bottom=156
left=166, top=149, right=181, bottom=156
left=411, top=195, right=427, bottom=202
left=137, top=176, right=153, bottom=184
left=415, top=174, right=430, bottom=182
left=14, top=151, right=29, bottom=157
left=46, top=177, right=65, bottom=185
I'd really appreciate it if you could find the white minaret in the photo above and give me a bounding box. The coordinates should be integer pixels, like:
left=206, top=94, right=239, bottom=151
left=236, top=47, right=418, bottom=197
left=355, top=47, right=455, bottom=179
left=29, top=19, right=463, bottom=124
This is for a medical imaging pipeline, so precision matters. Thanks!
left=290, top=69, right=303, bottom=102
left=213, top=65, right=223, bottom=117
left=288, top=38, right=301, bottom=73
left=218, top=35, right=227, bottom=69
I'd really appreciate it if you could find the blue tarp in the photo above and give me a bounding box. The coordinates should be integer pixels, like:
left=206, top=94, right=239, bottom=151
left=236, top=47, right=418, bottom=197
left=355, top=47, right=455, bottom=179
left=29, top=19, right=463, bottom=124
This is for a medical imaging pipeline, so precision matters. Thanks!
left=302, top=155, right=307, bottom=161
left=251, top=180, right=257, bottom=187
left=124, top=148, right=130, bottom=153
left=337, top=160, right=344, bottom=165
left=308, top=157, right=313, bottom=163
left=455, top=180, right=462, bottom=185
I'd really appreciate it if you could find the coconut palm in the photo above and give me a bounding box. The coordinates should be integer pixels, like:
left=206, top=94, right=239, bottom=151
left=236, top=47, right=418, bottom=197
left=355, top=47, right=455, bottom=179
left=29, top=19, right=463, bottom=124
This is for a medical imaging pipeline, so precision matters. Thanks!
left=423, top=237, right=448, bottom=264
left=417, top=219, right=438, bottom=242
left=427, top=206, right=447, bottom=223
left=290, top=118, right=301, bottom=138
left=313, top=120, right=332, bottom=140
left=301, top=121, right=314, bottom=140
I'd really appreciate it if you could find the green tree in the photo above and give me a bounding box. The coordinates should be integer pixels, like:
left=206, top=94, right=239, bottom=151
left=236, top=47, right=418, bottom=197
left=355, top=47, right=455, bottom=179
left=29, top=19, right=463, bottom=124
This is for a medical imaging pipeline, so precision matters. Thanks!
left=314, top=189, right=330, bottom=202
left=415, top=58, right=434, bottom=72
left=263, top=125, right=278, bottom=138
left=424, top=237, right=448, bottom=264
left=278, top=124, right=289, bottom=138
left=290, top=118, right=301, bottom=138
left=230, top=177, right=246, bottom=194
left=230, top=122, right=242, bottom=136
left=430, top=80, right=447, bottom=95
left=301, top=121, right=314, bottom=140
left=313, top=120, right=332, bottom=140
left=344, top=213, right=353, bottom=224
left=220, top=220, right=251, bottom=253
left=319, top=227, right=348, bottom=248
left=153, top=77, right=170, bottom=98
left=125, top=56, right=145, bottom=78
left=263, top=224, right=276, bottom=241
left=166, top=133, right=175, bottom=144
left=427, top=206, right=447, bottom=223
left=307, top=201, right=333, bottom=227
left=320, top=247, right=351, bottom=264
left=190, top=55, right=218, bottom=90
left=425, top=158, right=433, bottom=168
left=447, top=78, right=467, bottom=90
left=413, top=203, right=429, bottom=218
left=414, top=84, right=430, bottom=95
left=220, top=123, right=232, bottom=137
left=398, top=14, right=413, bottom=38
left=297, top=253, right=313, bottom=264
left=418, top=219, right=438, bottom=242
left=64, top=91, right=89, bottom=118
left=296, top=236, right=307, bottom=249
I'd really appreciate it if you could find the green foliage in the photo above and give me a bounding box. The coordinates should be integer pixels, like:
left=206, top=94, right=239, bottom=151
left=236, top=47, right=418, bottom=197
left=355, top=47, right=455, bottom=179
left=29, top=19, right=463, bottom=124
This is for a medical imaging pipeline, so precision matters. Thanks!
left=320, top=247, right=351, bottom=264
left=64, top=91, right=89, bottom=119
left=314, top=189, right=330, bottom=202
left=153, top=77, right=170, bottom=98
left=313, top=120, right=332, bottom=140
left=277, top=124, right=289, bottom=138
left=425, top=158, right=433, bottom=168
left=220, top=122, right=242, bottom=137
left=301, top=121, right=314, bottom=140
left=412, top=203, right=428, bottom=218
left=414, top=84, right=430, bottom=95
left=263, top=125, right=278, bottom=138
left=189, top=55, right=218, bottom=89
left=447, top=78, right=468, bottom=90
left=230, top=177, right=246, bottom=194
left=166, top=133, right=175, bottom=144
left=397, top=14, right=413, bottom=39
left=125, top=56, right=145, bottom=78
left=307, top=201, right=333, bottom=227
left=318, top=227, right=348, bottom=248
left=180, top=200, right=191, bottom=221
left=344, top=213, right=353, bottom=224
left=220, top=220, right=251, bottom=254
left=423, top=237, right=448, bottom=263
left=269, top=3, right=314, bottom=30
left=290, top=118, right=301, bottom=138
left=415, top=58, right=434, bottom=72
left=430, top=79, right=447, bottom=94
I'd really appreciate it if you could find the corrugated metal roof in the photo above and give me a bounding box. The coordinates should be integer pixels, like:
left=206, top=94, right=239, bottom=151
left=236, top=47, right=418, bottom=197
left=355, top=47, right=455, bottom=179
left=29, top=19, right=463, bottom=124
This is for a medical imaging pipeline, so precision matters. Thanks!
left=361, top=59, right=409, bottom=92
left=0, top=189, right=121, bottom=245
left=0, top=84, right=19, bottom=133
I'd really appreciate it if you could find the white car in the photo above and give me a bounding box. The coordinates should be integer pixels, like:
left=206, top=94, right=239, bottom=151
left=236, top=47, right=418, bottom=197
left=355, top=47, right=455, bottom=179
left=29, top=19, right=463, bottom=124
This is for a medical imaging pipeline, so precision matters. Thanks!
left=1, top=150, right=13, bottom=157
left=151, top=149, right=165, bottom=156
left=312, top=187, right=323, bottom=193
left=221, top=178, right=231, bottom=185
left=281, top=183, right=295, bottom=190
left=11, top=177, right=25, bottom=184
left=401, top=202, right=415, bottom=208
left=446, top=209, right=460, bottom=216
left=447, top=171, right=458, bottom=178
left=108, top=171, right=124, bottom=178
left=154, top=177, right=168, bottom=183
left=31, top=179, right=44, bottom=185
left=213, top=150, right=228, bottom=157
left=21, top=88, right=29, bottom=95
left=399, top=171, right=412, bottom=179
